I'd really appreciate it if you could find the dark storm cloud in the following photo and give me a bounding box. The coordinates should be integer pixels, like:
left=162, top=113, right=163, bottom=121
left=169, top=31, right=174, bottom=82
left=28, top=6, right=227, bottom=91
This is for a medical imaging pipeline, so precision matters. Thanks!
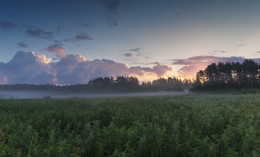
left=0, top=20, right=18, bottom=30
left=0, top=51, right=172, bottom=84
left=64, top=33, right=93, bottom=42
left=17, top=42, right=28, bottom=48
left=24, top=26, right=53, bottom=39
left=172, top=56, right=260, bottom=78
left=46, top=40, right=66, bottom=58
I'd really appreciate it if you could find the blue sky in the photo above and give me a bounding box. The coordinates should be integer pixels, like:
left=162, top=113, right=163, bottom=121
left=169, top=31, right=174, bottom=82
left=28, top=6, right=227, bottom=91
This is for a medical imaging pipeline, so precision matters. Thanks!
left=0, top=0, right=260, bottom=84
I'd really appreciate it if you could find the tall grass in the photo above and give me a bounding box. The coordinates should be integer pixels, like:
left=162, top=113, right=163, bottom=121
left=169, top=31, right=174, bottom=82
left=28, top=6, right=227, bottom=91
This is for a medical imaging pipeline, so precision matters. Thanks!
left=0, top=94, right=259, bottom=156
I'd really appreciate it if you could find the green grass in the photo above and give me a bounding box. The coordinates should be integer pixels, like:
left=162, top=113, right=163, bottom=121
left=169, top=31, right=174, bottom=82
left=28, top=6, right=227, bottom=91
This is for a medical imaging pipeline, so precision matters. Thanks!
left=0, top=94, right=259, bottom=157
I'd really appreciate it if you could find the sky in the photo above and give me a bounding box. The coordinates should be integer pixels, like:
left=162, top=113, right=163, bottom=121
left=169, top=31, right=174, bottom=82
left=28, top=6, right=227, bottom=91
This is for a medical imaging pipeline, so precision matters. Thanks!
left=0, top=0, right=260, bottom=84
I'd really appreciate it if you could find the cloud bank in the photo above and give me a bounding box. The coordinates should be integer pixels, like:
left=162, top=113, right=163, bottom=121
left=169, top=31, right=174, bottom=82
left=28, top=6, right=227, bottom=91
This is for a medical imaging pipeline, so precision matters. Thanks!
left=172, top=56, right=260, bottom=78
left=0, top=51, right=173, bottom=84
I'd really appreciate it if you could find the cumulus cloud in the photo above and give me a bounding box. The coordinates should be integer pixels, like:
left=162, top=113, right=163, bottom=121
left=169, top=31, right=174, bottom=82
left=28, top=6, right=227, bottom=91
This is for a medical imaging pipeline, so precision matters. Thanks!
left=0, top=51, right=53, bottom=84
left=46, top=40, right=66, bottom=58
left=0, top=20, right=17, bottom=30
left=130, top=64, right=172, bottom=77
left=53, top=57, right=172, bottom=84
left=24, top=26, right=53, bottom=39
left=17, top=42, right=28, bottom=48
left=0, top=51, right=173, bottom=84
left=172, top=56, right=260, bottom=78
left=64, top=33, right=93, bottom=42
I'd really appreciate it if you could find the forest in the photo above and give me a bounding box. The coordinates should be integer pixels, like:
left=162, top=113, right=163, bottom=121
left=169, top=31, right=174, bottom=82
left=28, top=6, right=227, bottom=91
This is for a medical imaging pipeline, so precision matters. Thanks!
left=193, top=59, right=260, bottom=91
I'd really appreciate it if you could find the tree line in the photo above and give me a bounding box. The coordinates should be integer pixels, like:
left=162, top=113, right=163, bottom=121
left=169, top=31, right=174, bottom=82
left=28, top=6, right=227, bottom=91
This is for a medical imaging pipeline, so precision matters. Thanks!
left=193, top=59, right=260, bottom=91
left=0, top=76, right=185, bottom=92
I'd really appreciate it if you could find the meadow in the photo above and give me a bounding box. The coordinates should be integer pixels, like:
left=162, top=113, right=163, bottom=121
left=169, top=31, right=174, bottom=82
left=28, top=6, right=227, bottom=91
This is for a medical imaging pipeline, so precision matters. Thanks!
left=0, top=94, right=259, bottom=157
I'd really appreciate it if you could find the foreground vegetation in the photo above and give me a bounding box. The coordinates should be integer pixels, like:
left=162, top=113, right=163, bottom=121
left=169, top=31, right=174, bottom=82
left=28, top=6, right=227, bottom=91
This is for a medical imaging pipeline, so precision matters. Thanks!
left=0, top=94, right=259, bottom=156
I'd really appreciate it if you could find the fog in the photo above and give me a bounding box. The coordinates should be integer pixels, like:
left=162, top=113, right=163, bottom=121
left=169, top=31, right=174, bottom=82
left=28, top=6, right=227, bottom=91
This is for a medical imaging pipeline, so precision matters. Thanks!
left=0, top=90, right=188, bottom=99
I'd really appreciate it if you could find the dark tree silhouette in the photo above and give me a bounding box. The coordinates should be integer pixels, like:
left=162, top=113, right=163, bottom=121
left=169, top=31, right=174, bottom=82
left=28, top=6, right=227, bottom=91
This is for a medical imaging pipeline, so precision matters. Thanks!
left=193, top=59, right=260, bottom=91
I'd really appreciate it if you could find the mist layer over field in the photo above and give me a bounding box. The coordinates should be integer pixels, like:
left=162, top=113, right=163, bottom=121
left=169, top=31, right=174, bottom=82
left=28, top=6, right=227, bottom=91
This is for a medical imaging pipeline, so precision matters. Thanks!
left=0, top=90, right=187, bottom=99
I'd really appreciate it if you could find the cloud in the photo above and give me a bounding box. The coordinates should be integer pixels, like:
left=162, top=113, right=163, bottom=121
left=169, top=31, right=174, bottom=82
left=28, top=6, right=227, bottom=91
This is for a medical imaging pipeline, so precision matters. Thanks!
left=122, top=48, right=142, bottom=57
left=17, top=42, right=28, bottom=48
left=100, top=0, right=122, bottom=27
left=46, top=40, right=66, bottom=58
left=74, top=33, right=93, bottom=41
left=64, top=33, right=93, bottom=42
left=208, top=50, right=226, bottom=55
left=129, top=48, right=140, bottom=52
left=0, top=20, right=18, bottom=30
left=172, top=56, right=260, bottom=78
left=0, top=51, right=173, bottom=84
left=24, top=26, right=53, bottom=39
left=148, top=62, right=160, bottom=65
left=130, top=64, right=171, bottom=77
left=53, top=56, right=172, bottom=84
left=0, top=51, right=53, bottom=84
left=124, top=53, right=133, bottom=57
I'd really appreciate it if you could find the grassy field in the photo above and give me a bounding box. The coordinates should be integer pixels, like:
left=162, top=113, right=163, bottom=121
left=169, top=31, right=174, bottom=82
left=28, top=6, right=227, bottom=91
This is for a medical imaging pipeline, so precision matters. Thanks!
left=0, top=94, right=259, bottom=157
